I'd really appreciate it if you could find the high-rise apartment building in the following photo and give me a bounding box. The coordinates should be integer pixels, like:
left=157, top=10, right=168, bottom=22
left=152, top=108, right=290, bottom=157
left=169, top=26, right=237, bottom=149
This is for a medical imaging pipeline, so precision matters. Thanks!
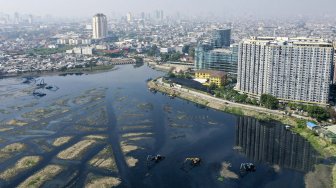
left=211, top=28, right=231, bottom=48
left=333, top=42, right=336, bottom=84
left=195, top=43, right=238, bottom=75
left=92, top=13, right=108, bottom=39
left=236, top=37, right=334, bottom=104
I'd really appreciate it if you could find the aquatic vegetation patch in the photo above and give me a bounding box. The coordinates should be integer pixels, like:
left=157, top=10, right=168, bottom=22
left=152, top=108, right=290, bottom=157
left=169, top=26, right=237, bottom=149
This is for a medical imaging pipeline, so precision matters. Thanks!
left=89, top=146, right=118, bottom=172
left=77, top=107, right=108, bottom=126
left=170, top=134, right=187, bottom=139
left=57, top=139, right=97, bottom=160
left=18, top=165, right=63, bottom=188
left=85, top=174, right=121, bottom=188
left=1, top=143, right=25, bottom=153
left=5, top=119, right=28, bottom=126
left=125, top=156, right=138, bottom=167
left=120, top=125, right=152, bottom=131
left=85, top=135, right=107, bottom=140
left=163, top=105, right=173, bottom=113
left=137, top=103, right=154, bottom=111
left=169, top=123, right=193, bottom=128
left=0, top=109, right=11, bottom=115
left=122, top=132, right=153, bottom=138
left=120, top=141, right=143, bottom=155
left=0, top=127, right=14, bottom=132
left=52, top=136, right=73, bottom=147
left=21, top=107, right=69, bottom=122
left=176, top=114, right=188, bottom=120
left=0, top=156, right=41, bottom=180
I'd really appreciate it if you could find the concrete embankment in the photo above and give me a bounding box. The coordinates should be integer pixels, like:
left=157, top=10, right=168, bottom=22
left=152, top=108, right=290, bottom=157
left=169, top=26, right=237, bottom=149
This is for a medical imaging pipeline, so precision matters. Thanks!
left=147, top=79, right=336, bottom=158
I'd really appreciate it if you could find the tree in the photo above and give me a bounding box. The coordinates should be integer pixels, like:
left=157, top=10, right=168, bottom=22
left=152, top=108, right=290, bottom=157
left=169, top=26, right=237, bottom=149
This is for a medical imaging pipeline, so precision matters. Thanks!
left=260, top=94, right=279, bottom=109
left=169, top=52, right=181, bottom=61
left=189, top=47, right=195, bottom=58
left=167, top=72, right=176, bottom=78
left=208, top=83, right=218, bottom=91
left=182, top=45, right=190, bottom=54
left=235, top=94, right=248, bottom=103
left=147, top=45, right=158, bottom=56
left=306, top=106, right=330, bottom=121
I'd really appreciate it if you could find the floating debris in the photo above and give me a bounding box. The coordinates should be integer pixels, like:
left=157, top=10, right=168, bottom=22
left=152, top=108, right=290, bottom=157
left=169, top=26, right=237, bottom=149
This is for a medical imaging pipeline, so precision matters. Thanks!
left=181, top=157, right=202, bottom=172
left=219, top=162, right=239, bottom=180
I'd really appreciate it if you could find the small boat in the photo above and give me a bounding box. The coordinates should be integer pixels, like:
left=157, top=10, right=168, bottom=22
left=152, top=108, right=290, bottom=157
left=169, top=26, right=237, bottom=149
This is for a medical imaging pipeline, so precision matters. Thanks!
left=185, top=157, right=201, bottom=166
left=45, top=86, right=53, bottom=90
left=240, top=163, right=256, bottom=173
left=285, top=125, right=291, bottom=130
left=33, top=91, right=46, bottom=97
left=147, top=154, right=165, bottom=163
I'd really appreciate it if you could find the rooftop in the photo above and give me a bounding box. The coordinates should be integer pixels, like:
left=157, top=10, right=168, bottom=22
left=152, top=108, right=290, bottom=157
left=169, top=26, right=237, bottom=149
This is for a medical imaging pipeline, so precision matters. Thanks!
left=243, top=37, right=333, bottom=47
left=195, top=70, right=226, bottom=77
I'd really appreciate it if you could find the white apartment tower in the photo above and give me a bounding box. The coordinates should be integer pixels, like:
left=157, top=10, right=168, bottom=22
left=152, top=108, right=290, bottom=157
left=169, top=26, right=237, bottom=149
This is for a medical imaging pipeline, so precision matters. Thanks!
left=92, top=13, right=107, bottom=39
left=237, top=37, right=334, bottom=104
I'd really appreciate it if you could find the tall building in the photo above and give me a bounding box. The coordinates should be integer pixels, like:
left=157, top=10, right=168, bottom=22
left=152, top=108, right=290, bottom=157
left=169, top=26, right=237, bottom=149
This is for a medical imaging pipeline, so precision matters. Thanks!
left=126, top=12, right=132, bottom=23
left=235, top=116, right=317, bottom=172
left=333, top=42, right=336, bottom=84
left=92, top=13, right=108, bottom=39
left=211, top=28, right=231, bottom=48
left=195, top=43, right=238, bottom=75
left=236, top=37, right=334, bottom=104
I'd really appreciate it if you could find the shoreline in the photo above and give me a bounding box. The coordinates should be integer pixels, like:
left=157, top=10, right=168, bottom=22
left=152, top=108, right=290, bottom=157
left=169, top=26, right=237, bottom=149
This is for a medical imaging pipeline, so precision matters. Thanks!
left=0, top=65, right=117, bottom=79
left=147, top=79, right=336, bottom=158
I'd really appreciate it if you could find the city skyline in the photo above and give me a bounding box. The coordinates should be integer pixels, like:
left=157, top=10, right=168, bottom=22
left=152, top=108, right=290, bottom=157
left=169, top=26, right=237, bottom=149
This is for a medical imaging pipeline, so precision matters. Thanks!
left=1, top=0, right=336, bottom=19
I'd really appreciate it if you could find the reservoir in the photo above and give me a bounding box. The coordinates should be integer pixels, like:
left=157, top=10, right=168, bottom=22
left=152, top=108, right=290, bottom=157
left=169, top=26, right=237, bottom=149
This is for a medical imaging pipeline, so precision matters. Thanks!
left=0, top=65, right=329, bottom=188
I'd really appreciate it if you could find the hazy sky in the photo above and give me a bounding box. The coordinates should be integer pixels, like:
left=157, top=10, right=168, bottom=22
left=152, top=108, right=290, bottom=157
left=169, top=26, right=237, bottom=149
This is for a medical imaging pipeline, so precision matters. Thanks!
left=1, top=0, right=336, bottom=18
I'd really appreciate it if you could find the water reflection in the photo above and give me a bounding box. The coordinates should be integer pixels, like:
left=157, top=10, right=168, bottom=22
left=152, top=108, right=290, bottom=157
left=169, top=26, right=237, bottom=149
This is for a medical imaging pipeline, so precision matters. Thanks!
left=235, top=116, right=318, bottom=172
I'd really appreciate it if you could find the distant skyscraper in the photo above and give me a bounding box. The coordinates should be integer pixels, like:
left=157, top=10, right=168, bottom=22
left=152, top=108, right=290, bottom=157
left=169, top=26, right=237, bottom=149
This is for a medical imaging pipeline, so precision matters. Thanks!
left=237, top=37, right=334, bottom=104
left=160, top=10, right=164, bottom=20
left=141, top=12, right=145, bottom=20
left=28, top=15, right=33, bottom=24
left=92, top=13, right=108, bottom=39
left=14, top=12, right=19, bottom=24
left=211, top=28, right=231, bottom=48
left=126, top=12, right=132, bottom=23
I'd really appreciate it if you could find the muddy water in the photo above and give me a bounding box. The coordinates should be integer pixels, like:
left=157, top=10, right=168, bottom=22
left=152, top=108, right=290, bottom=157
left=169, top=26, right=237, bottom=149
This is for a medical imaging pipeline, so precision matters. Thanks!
left=0, top=65, right=326, bottom=188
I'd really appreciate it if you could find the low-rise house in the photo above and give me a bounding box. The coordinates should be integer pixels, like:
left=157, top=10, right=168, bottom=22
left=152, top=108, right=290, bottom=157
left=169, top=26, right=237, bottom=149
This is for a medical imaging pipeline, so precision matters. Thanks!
left=194, top=70, right=226, bottom=87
